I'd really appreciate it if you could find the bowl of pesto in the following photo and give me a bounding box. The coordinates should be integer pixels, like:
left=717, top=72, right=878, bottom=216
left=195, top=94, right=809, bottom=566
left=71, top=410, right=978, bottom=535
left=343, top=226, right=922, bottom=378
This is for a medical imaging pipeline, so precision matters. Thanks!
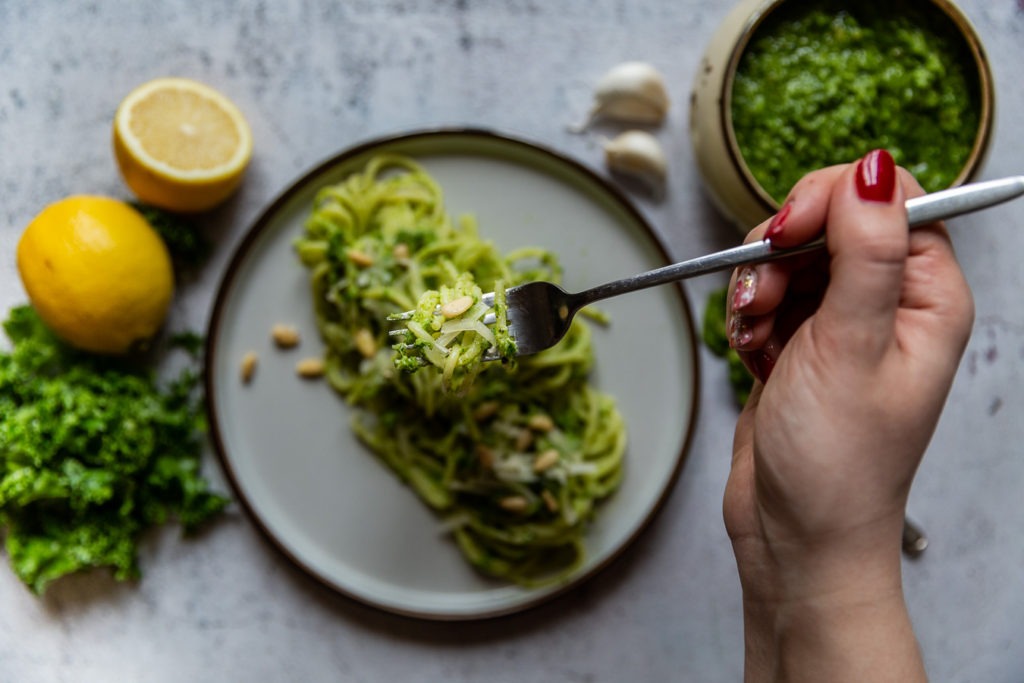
left=689, top=0, right=994, bottom=231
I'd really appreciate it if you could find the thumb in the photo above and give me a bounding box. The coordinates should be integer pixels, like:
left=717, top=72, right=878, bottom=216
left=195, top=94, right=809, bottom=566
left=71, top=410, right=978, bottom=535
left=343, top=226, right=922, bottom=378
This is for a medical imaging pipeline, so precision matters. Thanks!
left=815, top=150, right=908, bottom=360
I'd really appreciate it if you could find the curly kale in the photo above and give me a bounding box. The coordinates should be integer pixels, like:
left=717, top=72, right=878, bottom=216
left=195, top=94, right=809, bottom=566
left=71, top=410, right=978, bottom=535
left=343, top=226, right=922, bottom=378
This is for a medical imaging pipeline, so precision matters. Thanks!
left=130, top=202, right=210, bottom=269
left=0, top=306, right=228, bottom=593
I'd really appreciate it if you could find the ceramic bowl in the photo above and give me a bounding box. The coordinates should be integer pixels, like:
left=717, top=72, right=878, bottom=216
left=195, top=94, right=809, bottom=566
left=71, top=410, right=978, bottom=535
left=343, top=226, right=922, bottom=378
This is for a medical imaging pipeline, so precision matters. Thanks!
left=688, top=0, right=995, bottom=232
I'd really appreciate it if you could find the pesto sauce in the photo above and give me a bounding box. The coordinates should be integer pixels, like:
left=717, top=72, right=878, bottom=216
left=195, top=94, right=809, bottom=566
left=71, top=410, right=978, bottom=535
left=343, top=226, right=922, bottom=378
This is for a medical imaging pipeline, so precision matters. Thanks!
left=731, top=0, right=981, bottom=204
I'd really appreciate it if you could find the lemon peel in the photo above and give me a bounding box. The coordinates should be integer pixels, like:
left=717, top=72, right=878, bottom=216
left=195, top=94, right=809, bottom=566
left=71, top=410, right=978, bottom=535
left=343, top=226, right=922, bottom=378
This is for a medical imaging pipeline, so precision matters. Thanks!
left=17, top=195, right=174, bottom=354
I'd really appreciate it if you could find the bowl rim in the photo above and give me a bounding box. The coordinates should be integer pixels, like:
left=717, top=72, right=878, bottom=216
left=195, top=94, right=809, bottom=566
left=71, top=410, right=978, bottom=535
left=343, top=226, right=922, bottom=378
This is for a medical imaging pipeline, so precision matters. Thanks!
left=718, top=0, right=996, bottom=214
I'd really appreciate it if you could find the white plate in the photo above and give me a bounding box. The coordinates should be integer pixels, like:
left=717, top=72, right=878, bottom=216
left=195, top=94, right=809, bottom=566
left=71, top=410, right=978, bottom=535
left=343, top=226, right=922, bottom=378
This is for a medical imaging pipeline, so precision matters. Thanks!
left=205, top=129, right=699, bottom=620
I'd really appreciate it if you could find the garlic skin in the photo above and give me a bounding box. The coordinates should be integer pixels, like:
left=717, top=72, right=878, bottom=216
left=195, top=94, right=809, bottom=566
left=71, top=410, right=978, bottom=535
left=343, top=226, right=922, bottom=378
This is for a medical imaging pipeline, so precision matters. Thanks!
left=603, top=130, right=668, bottom=191
left=576, top=61, right=671, bottom=130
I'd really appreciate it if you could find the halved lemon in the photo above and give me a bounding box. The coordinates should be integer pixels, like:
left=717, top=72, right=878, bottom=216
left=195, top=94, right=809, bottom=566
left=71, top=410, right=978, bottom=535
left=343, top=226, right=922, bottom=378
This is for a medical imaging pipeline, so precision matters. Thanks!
left=113, top=77, right=253, bottom=212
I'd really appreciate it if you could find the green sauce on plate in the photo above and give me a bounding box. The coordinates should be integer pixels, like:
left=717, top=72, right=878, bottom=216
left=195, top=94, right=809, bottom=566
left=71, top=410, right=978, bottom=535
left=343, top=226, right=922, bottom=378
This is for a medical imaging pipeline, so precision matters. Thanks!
left=731, top=0, right=981, bottom=204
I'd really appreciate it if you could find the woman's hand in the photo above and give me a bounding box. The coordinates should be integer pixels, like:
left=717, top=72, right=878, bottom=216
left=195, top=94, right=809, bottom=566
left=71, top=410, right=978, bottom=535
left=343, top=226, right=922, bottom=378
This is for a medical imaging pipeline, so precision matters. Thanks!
left=723, top=150, right=974, bottom=682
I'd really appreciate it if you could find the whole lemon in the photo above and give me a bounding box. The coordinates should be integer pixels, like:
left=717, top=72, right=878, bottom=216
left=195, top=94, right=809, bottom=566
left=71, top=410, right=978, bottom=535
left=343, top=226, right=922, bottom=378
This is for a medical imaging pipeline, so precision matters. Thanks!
left=17, top=196, right=175, bottom=354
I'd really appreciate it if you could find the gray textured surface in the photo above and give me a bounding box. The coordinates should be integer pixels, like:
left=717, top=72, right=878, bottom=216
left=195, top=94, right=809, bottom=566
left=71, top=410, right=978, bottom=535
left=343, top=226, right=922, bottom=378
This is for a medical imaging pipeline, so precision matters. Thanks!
left=0, top=1, right=1022, bottom=681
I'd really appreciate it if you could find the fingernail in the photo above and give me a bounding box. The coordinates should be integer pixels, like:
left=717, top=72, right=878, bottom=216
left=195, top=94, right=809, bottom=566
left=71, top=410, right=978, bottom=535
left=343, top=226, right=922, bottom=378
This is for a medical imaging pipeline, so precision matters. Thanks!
left=732, top=266, right=758, bottom=311
left=855, top=149, right=896, bottom=203
left=728, top=314, right=753, bottom=349
left=766, top=201, right=792, bottom=239
left=750, top=349, right=776, bottom=384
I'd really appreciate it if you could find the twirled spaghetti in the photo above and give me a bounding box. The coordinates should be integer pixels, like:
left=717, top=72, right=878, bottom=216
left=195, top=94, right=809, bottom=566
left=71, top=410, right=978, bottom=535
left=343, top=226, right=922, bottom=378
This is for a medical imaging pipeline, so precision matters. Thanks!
left=293, top=154, right=626, bottom=586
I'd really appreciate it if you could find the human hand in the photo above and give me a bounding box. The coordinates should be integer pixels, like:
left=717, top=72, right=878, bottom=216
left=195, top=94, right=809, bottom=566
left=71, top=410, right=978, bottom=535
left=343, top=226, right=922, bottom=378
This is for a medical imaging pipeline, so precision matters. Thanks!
left=723, top=150, right=974, bottom=681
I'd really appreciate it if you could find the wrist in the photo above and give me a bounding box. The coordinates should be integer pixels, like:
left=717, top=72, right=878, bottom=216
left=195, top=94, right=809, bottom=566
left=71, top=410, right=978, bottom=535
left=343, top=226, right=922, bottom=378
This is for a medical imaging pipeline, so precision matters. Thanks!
left=733, top=503, right=908, bottom=603
left=733, top=521, right=926, bottom=682
left=740, top=585, right=925, bottom=683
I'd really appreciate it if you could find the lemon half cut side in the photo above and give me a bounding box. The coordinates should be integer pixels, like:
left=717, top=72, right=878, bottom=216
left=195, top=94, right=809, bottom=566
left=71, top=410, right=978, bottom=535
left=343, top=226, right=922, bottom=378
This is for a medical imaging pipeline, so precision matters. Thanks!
left=113, top=77, right=253, bottom=212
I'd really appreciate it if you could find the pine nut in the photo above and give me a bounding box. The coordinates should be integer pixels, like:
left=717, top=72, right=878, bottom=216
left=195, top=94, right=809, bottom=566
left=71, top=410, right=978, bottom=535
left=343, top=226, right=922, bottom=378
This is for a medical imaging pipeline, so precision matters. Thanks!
left=296, top=357, right=325, bottom=378
left=353, top=328, right=377, bottom=358
left=271, top=324, right=300, bottom=348
left=475, top=444, right=495, bottom=469
left=440, top=295, right=474, bottom=319
left=533, top=448, right=560, bottom=473
left=499, top=495, right=529, bottom=513
left=541, top=490, right=559, bottom=513
left=346, top=249, right=374, bottom=267
left=240, top=351, right=258, bottom=383
left=515, top=429, right=534, bottom=452
left=472, top=401, right=500, bottom=421
left=527, top=414, right=555, bottom=432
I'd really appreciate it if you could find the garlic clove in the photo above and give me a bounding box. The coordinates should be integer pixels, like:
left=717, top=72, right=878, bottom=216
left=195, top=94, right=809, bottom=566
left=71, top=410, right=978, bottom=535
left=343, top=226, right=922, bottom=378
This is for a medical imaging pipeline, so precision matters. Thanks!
left=603, top=130, right=668, bottom=192
left=573, top=61, right=671, bottom=131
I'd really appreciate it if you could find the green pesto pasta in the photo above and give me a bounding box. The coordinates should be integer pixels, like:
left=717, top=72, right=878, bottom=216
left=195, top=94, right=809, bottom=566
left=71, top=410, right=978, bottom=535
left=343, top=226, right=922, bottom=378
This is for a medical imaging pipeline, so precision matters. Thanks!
left=293, top=154, right=626, bottom=587
left=389, top=271, right=517, bottom=394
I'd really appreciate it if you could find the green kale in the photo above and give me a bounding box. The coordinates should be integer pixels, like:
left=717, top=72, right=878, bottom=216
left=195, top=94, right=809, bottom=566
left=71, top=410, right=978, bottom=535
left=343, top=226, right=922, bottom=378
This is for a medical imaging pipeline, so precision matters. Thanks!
left=0, top=305, right=229, bottom=593
left=130, top=202, right=210, bottom=269
left=702, top=287, right=754, bottom=406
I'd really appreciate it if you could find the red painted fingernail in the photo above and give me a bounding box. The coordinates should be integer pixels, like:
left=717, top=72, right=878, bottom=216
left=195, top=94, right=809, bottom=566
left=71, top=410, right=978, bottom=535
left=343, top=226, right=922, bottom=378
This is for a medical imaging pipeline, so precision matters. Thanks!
left=855, top=149, right=896, bottom=203
left=732, top=266, right=757, bottom=311
left=750, top=350, right=776, bottom=384
left=766, top=201, right=792, bottom=239
left=728, top=314, right=753, bottom=349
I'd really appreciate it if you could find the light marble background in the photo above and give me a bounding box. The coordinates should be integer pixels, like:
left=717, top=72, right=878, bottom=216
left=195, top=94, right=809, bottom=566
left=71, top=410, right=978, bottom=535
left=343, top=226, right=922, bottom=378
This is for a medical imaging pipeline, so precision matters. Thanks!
left=1, top=1, right=1022, bottom=681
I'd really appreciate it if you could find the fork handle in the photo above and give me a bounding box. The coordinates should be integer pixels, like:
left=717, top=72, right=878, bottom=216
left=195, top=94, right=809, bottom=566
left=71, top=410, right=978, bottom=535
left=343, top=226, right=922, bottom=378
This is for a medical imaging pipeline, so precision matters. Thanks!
left=574, top=176, right=1024, bottom=307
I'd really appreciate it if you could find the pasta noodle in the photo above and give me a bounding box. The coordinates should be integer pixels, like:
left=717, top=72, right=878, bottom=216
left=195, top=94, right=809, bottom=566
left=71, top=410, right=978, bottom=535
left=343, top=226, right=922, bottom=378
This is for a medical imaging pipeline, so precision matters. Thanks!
left=294, top=154, right=626, bottom=586
left=389, top=271, right=517, bottom=393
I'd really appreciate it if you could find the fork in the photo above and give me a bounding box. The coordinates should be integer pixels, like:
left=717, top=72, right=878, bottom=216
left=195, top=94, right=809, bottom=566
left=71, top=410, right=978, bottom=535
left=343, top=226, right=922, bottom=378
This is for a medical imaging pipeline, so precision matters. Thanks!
left=392, top=177, right=1024, bottom=360
left=455, top=175, right=1024, bottom=360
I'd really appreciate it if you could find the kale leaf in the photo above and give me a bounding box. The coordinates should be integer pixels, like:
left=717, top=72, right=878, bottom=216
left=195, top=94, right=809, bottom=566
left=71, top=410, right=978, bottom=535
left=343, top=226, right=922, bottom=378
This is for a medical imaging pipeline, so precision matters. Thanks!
left=130, top=202, right=210, bottom=269
left=0, top=306, right=229, bottom=593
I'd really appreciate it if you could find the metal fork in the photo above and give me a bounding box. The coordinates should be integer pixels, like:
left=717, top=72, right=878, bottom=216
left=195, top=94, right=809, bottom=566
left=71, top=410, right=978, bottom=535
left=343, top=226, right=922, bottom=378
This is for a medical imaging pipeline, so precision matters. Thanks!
left=466, top=176, right=1024, bottom=360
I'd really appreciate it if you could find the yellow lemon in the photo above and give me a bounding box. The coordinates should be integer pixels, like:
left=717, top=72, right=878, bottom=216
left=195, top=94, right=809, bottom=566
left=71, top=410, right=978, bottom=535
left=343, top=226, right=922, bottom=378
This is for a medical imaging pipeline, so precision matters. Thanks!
left=113, top=77, right=253, bottom=212
left=17, top=196, right=175, bottom=355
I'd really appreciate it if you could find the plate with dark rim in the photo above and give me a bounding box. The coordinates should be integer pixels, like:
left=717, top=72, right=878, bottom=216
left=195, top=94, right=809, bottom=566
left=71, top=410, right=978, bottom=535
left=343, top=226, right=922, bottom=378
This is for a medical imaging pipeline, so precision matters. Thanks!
left=204, top=128, right=699, bottom=620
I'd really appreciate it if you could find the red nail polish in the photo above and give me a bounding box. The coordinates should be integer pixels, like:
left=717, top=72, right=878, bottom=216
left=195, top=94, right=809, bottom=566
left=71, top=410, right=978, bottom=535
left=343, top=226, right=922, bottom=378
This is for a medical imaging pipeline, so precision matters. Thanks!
left=766, top=201, right=792, bottom=239
left=750, top=350, right=776, bottom=384
left=732, top=266, right=757, bottom=311
left=855, top=149, right=896, bottom=203
left=728, top=314, right=753, bottom=349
